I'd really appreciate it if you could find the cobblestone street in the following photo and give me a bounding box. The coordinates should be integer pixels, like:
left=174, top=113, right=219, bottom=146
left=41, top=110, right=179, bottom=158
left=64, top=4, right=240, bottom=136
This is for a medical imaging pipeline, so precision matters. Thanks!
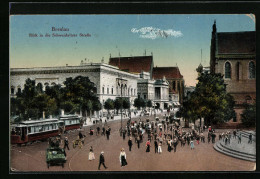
left=10, top=113, right=255, bottom=172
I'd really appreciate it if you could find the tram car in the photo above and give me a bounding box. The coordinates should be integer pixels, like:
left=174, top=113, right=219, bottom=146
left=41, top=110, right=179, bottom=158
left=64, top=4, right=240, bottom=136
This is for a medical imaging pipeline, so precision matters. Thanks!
left=11, top=115, right=82, bottom=145
left=59, top=115, right=82, bottom=131
left=11, top=118, right=63, bottom=145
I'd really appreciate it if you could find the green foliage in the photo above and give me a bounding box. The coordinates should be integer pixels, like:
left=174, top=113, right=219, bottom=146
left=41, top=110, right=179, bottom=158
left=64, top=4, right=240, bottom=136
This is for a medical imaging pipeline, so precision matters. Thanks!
left=61, top=76, right=100, bottom=115
left=178, top=72, right=235, bottom=125
left=147, top=100, right=153, bottom=108
left=92, top=101, right=102, bottom=111
left=11, top=76, right=101, bottom=120
left=241, top=103, right=256, bottom=127
left=114, top=98, right=123, bottom=110
left=104, top=98, right=114, bottom=112
left=122, top=98, right=130, bottom=109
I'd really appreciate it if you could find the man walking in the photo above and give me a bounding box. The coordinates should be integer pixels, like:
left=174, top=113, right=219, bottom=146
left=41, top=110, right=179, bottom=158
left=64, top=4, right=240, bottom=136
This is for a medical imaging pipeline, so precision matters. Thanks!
left=137, top=135, right=140, bottom=149
left=128, top=137, right=133, bottom=151
left=106, top=128, right=110, bottom=140
left=248, top=133, right=253, bottom=144
left=238, top=133, right=242, bottom=144
left=96, top=126, right=100, bottom=135
left=98, top=151, right=107, bottom=170
left=64, top=137, right=69, bottom=150
left=154, top=140, right=158, bottom=153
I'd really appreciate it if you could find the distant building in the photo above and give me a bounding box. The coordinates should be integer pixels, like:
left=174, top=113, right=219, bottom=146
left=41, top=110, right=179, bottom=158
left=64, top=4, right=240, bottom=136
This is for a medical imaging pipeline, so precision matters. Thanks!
left=109, top=55, right=154, bottom=78
left=152, top=66, right=184, bottom=105
left=138, top=71, right=169, bottom=109
left=184, top=86, right=195, bottom=98
left=210, top=21, right=256, bottom=122
left=10, top=62, right=139, bottom=116
left=109, top=55, right=185, bottom=107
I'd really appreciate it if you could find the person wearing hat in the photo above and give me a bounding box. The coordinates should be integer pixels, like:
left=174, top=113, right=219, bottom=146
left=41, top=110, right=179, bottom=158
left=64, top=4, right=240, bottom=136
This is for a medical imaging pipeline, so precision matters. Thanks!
left=98, top=151, right=107, bottom=170
left=64, top=137, right=69, bottom=150
left=119, top=148, right=127, bottom=167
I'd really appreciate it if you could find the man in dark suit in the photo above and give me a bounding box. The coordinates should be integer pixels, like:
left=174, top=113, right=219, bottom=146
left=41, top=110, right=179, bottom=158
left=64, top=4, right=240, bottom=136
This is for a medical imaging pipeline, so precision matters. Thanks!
left=98, top=151, right=107, bottom=170
left=106, top=128, right=110, bottom=140
left=128, top=137, right=133, bottom=151
left=154, top=140, right=158, bottom=153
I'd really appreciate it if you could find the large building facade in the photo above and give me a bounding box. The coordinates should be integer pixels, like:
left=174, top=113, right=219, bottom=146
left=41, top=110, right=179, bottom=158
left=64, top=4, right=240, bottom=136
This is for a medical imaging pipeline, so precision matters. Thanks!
left=109, top=55, right=184, bottom=106
left=10, top=63, right=139, bottom=114
left=210, top=21, right=256, bottom=122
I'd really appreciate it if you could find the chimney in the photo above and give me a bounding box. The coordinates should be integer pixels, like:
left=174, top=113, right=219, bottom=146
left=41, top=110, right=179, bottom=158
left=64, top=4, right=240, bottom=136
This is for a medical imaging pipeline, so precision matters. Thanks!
left=50, top=115, right=52, bottom=119
left=43, top=111, right=45, bottom=119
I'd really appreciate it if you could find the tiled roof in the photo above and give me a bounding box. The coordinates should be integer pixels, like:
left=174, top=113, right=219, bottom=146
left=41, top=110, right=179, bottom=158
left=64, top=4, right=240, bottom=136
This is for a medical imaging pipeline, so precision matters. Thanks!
left=109, top=56, right=153, bottom=73
left=217, top=31, right=255, bottom=54
left=152, top=67, right=183, bottom=79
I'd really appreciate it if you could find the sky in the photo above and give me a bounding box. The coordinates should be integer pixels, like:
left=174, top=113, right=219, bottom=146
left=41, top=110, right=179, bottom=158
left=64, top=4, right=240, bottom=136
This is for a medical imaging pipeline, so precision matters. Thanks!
left=10, top=14, right=255, bottom=86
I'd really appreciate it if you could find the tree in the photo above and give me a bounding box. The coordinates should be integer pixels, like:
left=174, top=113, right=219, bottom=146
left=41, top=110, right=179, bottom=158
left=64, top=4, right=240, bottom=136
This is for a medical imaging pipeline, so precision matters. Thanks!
left=134, top=98, right=142, bottom=110
left=178, top=72, right=235, bottom=126
left=122, top=98, right=130, bottom=110
left=104, top=98, right=114, bottom=115
left=195, top=73, right=235, bottom=125
left=45, top=84, right=63, bottom=111
left=11, top=78, right=59, bottom=120
left=114, top=98, right=123, bottom=114
left=62, top=76, right=99, bottom=116
left=241, top=103, right=256, bottom=127
left=147, top=100, right=153, bottom=110
left=134, top=97, right=146, bottom=110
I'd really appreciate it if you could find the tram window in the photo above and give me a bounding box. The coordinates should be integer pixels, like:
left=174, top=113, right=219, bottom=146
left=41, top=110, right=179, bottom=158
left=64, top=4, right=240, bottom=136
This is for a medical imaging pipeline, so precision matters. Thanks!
left=28, top=127, right=31, bottom=134
left=45, top=125, right=49, bottom=131
left=35, top=126, right=39, bottom=132
left=39, top=126, right=43, bottom=132
left=31, top=127, right=35, bottom=133
left=49, top=125, right=52, bottom=130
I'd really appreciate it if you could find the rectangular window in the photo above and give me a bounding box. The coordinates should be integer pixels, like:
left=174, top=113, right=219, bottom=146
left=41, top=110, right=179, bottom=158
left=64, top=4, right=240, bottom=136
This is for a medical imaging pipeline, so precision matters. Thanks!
left=107, top=88, right=109, bottom=94
left=102, top=87, right=104, bottom=94
left=112, top=88, right=113, bottom=94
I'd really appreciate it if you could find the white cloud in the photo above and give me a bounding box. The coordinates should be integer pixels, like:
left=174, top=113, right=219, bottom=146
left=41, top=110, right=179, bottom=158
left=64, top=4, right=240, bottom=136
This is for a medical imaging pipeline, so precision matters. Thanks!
left=131, top=27, right=183, bottom=39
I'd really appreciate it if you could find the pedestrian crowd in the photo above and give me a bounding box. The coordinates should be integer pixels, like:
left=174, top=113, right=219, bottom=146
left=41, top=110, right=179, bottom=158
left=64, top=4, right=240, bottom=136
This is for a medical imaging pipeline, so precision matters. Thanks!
left=47, top=114, right=253, bottom=170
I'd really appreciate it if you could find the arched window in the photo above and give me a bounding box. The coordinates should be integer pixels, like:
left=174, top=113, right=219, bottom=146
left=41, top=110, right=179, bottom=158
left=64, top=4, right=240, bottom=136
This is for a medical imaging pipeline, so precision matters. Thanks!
left=11, top=87, right=15, bottom=94
left=17, top=87, right=21, bottom=94
left=51, top=82, right=56, bottom=86
left=249, top=61, right=255, bottom=79
left=225, top=62, right=231, bottom=79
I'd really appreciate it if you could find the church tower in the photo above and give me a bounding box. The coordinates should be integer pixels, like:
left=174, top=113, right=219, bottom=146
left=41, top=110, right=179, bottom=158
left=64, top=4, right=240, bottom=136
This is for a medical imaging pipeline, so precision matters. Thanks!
left=210, top=20, right=217, bottom=74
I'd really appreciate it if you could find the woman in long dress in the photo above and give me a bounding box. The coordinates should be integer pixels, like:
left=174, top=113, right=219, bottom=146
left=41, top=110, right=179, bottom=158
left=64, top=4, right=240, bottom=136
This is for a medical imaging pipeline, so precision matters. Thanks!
left=88, top=146, right=95, bottom=161
left=119, top=148, right=127, bottom=167
left=158, top=142, right=162, bottom=154
left=146, top=140, right=151, bottom=152
left=190, top=140, right=194, bottom=150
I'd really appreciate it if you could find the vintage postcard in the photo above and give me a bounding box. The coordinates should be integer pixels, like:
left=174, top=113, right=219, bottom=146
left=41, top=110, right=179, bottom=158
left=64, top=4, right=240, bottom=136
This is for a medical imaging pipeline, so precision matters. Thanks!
left=9, top=4, right=256, bottom=172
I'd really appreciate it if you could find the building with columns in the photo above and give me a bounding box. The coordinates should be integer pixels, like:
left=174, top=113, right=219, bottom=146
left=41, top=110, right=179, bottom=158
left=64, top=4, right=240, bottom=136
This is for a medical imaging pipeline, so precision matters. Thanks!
left=109, top=55, right=184, bottom=106
left=210, top=21, right=256, bottom=122
left=137, top=71, right=169, bottom=109
left=152, top=66, right=184, bottom=105
left=10, top=62, right=139, bottom=113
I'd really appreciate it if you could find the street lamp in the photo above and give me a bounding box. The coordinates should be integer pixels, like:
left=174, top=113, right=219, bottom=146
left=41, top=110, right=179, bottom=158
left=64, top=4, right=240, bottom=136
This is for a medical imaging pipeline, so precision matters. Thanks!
left=118, top=72, right=123, bottom=136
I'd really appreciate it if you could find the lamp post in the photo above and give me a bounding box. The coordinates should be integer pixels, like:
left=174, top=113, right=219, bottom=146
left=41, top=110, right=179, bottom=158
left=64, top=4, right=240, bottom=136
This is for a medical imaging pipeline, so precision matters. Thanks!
left=120, top=82, right=123, bottom=136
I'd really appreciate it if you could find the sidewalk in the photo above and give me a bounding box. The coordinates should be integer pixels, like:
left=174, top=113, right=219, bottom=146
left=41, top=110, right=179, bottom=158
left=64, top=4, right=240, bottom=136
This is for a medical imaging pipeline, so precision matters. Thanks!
left=83, top=109, right=168, bottom=127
